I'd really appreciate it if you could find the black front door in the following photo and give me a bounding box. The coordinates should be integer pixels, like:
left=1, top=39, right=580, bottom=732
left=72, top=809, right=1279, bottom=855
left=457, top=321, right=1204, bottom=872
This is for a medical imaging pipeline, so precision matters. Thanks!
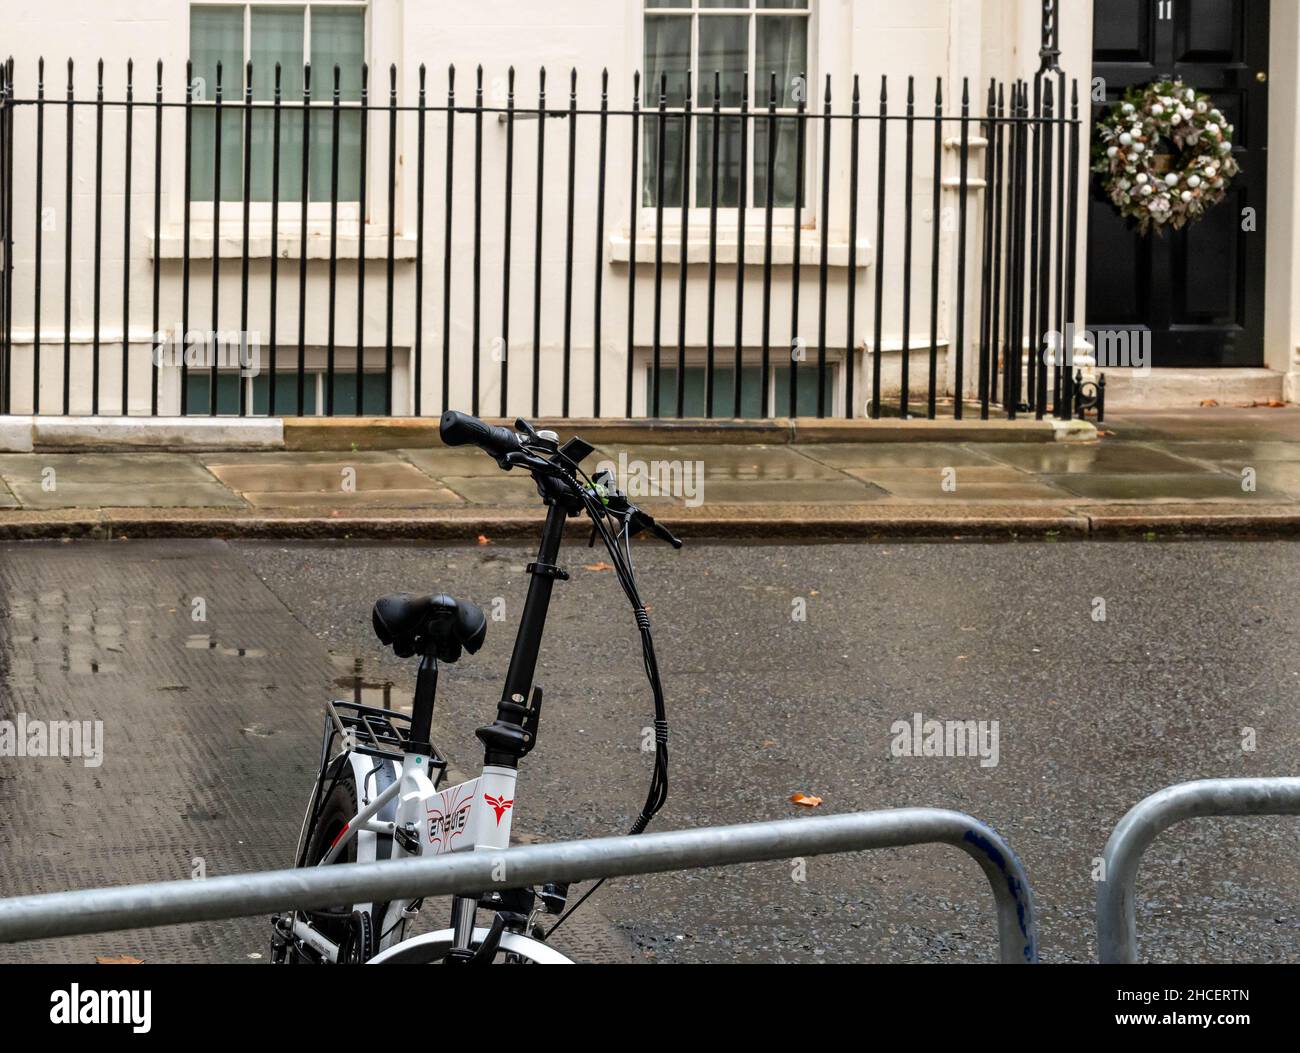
left=1087, top=0, right=1269, bottom=367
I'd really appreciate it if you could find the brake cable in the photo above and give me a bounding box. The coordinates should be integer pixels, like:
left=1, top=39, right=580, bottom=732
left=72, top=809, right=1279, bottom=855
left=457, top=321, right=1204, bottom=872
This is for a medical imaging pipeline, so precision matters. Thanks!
left=539, top=469, right=670, bottom=942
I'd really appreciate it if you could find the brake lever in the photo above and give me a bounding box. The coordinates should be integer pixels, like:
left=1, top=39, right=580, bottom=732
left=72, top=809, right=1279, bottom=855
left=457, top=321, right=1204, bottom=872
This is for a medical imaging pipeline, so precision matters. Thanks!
left=501, top=449, right=560, bottom=474
left=628, top=506, right=683, bottom=549
left=654, top=520, right=684, bottom=549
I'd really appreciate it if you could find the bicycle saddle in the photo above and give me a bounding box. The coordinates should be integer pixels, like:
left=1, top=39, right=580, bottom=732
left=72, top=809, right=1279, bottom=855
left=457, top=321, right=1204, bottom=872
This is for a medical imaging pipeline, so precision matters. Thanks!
left=371, top=593, right=487, bottom=663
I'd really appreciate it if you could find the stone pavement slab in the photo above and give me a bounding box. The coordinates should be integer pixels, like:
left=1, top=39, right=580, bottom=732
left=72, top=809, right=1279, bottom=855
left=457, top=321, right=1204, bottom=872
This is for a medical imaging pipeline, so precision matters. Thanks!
left=1150, top=441, right=1300, bottom=465
left=2, top=407, right=1300, bottom=537
left=0, top=451, right=223, bottom=484
left=398, top=446, right=517, bottom=479
left=689, top=478, right=889, bottom=503
left=0, top=452, right=244, bottom=509
left=842, top=465, right=1071, bottom=502
left=1045, top=472, right=1281, bottom=501
left=239, top=488, right=463, bottom=510
left=205, top=459, right=445, bottom=495
left=201, top=453, right=461, bottom=509
left=1106, top=408, right=1300, bottom=442
left=440, top=474, right=552, bottom=505
left=10, top=482, right=247, bottom=510
left=1241, top=462, right=1300, bottom=495
left=975, top=442, right=1213, bottom=475
left=794, top=442, right=1002, bottom=469
left=199, top=450, right=406, bottom=466
left=590, top=442, right=848, bottom=481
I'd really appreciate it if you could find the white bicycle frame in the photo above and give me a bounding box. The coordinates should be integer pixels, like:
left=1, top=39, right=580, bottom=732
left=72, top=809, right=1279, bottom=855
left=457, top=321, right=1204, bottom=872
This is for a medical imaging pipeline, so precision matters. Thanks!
left=281, top=436, right=660, bottom=964
left=290, top=746, right=521, bottom=962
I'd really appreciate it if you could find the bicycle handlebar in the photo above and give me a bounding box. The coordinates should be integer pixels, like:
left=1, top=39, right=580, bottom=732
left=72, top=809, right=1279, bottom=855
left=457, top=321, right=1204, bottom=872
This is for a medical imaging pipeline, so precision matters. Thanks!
left=439, top=409, right=682, bottom=549
left=439, top=410, right=523, bottom=463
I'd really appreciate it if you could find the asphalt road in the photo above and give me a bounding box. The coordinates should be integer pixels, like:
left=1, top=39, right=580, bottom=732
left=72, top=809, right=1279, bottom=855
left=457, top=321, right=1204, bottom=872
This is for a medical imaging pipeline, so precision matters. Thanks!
left=3, top=536, right=1299, bottom=963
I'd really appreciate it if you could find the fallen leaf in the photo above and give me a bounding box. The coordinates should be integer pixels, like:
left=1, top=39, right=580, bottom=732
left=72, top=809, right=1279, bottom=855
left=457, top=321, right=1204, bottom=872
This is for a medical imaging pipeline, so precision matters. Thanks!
left=477, top=535, right=491, bottom=545
left=95, top=954, right=143, bottom=965
left=790, top=792, right=823, bottom=807
left=1267, top=399, right=1285, bottom=408
left=1200, top=399, right=1219, bottom=408
left=583, top=561, right=614, bottom=572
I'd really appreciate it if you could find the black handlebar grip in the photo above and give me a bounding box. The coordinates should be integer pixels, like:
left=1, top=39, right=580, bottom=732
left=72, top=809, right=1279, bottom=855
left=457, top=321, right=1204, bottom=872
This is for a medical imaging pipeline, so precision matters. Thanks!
left=439, top=410, right=522, bottom=460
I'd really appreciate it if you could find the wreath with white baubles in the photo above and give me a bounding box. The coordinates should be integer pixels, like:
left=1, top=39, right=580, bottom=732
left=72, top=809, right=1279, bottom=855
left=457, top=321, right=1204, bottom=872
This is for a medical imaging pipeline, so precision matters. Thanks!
left=1093, top=79, right=1239, bottom=234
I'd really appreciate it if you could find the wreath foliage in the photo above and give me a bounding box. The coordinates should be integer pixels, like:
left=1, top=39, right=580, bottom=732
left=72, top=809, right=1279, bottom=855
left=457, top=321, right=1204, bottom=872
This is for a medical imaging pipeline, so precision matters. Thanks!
left=1092, top=79, right=1238, bottom=235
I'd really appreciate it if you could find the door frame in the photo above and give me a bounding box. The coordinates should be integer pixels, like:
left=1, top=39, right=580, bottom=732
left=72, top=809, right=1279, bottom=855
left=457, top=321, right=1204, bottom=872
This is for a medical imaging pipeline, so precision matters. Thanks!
left=1051, top=0, right=1295, bottom=378
left=1080, top=0, right=1270, bottom=369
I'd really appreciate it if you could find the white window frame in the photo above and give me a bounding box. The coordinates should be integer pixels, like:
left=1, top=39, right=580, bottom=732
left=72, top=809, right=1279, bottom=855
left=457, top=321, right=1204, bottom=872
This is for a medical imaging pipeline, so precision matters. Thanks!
left=187, top=0, right=370, bottom=224
left=639, top=0, right=815, bottom=229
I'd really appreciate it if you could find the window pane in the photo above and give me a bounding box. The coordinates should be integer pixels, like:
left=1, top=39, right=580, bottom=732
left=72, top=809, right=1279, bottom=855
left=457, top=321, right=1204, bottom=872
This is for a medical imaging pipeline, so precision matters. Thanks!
left=774, top=366, right=821, bottom=417
left=329, top=372, right=389, bottom=415
left=695, top=115, right=744, bottom=207
left=753, top=116, right=803, bottom=207
left=252, top=372, right=319, bottom=415
left=759, top=0, right=809, bottom=8
left=754, top=15, right=807, bottom=107
left=250, top=6, right=306, bottom=202
left=185, top=372, right=243, bottom=415
left=645, top=0, right=691, bottom=7
left=658, top=367, right=766, bottom=418
left=190, top=6, right=244, bottom=202
left=700, top=0, right=748, bottom=8
left=311, top=6, right=365, bottom=202
left=643, top=15, right=690, bottom=107
left=643, top=14, right=690, bottom=207
left=697, top=16, right=748, bottom=107
left=642, top=114, right=687, bottom=207
left=312, top=7, right=365, bottom=96
left=309, top=109, right=362, bottom=202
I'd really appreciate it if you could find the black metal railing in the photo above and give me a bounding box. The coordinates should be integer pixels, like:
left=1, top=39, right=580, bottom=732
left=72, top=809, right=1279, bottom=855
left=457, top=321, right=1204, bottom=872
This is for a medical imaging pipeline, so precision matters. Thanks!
left=0, top=54, right=1096, bottom=422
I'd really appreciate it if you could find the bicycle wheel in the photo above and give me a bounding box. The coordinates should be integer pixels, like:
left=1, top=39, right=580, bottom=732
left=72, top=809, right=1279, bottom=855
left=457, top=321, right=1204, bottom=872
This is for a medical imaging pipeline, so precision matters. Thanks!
left=367, top=927, right=575, bottom=964
left=300, top=764, right=362, bottom=946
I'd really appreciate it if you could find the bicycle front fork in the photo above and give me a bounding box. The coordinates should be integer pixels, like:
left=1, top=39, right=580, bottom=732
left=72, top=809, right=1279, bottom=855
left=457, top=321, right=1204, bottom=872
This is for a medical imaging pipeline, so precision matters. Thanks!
left=451, top=895, right=477, bottom=951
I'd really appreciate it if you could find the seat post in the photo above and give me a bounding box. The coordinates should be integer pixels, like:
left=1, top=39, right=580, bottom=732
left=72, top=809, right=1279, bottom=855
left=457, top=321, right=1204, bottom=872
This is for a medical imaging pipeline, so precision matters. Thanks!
left=408, top=650, right=438, bottom=756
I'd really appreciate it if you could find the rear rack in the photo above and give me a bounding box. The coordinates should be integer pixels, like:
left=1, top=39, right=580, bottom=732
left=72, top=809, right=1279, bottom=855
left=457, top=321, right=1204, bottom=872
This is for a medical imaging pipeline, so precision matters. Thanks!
left=326, top=699, right=448, bottom=778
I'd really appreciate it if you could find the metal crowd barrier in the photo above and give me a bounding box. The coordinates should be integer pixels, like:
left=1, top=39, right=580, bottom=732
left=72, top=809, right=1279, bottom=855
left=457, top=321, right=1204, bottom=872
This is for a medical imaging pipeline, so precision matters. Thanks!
left=0, top=808, right=1039, bottom=963
left=1097, top=777, right=1300, bottom=964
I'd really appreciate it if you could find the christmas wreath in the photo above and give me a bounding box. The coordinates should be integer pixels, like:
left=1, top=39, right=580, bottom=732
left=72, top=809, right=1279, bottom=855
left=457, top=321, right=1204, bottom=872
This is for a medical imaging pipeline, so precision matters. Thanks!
left=1092, top=79, right=1239, bottom=235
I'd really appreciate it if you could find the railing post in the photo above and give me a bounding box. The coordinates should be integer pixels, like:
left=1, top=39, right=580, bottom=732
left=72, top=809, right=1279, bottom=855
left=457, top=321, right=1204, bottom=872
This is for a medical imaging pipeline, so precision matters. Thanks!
left=0, top=57, right=9, bottom=416
left=1097, top=778, right=1300, bottom=963
left=5, top=55, right=14, bottom=418
left=1039, top=0, right=1062, bottom=74
left=0, top=809, right=1039, bottom=964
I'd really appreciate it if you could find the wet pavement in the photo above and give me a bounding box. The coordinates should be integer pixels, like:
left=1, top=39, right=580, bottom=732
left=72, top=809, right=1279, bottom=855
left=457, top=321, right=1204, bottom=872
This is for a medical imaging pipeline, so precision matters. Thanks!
left=3, top=536, right=1299, bottom=963
left=0, top=408, right=1299, bottom=518
left=0, top=539, right=634, bottom=964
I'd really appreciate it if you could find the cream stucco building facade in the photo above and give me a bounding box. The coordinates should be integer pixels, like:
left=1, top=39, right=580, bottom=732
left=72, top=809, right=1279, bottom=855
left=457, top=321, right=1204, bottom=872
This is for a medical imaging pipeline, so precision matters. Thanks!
left=1, top=1, right=1296, bottom=419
